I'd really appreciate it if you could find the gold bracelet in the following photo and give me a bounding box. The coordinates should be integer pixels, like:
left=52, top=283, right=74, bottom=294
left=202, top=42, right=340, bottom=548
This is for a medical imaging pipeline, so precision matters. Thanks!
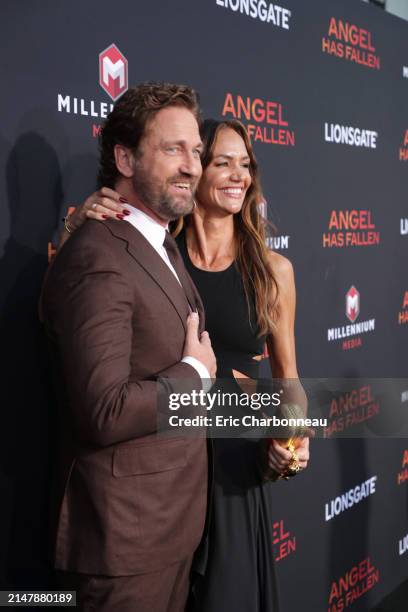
left=63, top=215, right=75, bottom=234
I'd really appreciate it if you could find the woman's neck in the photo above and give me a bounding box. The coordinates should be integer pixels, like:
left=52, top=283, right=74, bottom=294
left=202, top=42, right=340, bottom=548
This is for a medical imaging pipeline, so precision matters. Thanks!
left=185, top=205, right=236, bottom=270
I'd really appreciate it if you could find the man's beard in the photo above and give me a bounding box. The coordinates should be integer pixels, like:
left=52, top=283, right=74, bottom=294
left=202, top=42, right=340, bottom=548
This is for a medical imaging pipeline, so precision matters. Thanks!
left=132, top=166, right=195, bottom=221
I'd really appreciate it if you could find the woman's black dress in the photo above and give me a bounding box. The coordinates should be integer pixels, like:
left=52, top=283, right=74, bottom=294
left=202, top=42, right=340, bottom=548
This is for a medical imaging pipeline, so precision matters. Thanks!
left=177, top=232, right=280, bottom=612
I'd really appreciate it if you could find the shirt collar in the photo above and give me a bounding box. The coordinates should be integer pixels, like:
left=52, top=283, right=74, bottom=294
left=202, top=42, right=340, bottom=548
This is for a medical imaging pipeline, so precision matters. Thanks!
left=124, top=203, right=168, bottom=250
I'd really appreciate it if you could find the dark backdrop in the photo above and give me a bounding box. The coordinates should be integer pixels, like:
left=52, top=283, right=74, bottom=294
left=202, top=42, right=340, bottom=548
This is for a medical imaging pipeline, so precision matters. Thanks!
left=1, top=1, right=407, bottom=610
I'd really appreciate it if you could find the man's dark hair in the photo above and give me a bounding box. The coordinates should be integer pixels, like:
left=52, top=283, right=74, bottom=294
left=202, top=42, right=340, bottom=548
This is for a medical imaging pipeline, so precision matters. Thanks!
left=98, top=81, right=201, bottom=188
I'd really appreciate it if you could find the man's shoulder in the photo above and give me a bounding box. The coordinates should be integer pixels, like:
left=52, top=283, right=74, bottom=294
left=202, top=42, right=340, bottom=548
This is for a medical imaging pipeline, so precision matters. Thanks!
left=60, top=219, right=119, bottom=258
left=50, top=220, right=122, bottom=282
left=72, top=218, right=115, bottom=244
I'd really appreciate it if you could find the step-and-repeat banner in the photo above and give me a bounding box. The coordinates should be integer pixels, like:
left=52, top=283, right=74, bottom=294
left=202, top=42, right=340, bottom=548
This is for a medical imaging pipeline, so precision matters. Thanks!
left=1, top=0, right=407, bottom=609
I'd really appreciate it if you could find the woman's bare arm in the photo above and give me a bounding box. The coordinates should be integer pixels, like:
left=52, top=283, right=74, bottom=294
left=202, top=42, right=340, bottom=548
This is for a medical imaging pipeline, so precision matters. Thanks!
left=265, top=251, right=309, bottom=474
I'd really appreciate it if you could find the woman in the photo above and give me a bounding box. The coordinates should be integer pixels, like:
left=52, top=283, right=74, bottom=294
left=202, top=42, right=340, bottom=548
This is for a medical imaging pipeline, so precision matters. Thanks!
left=62, top=118, right=309, bottom=611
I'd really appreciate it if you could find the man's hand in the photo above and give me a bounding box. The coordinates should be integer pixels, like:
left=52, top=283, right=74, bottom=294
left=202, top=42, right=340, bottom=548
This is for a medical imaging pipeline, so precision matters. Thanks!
left=268, top=436, right=310, bottom=474
left=183, top=312, right=216, bottom=380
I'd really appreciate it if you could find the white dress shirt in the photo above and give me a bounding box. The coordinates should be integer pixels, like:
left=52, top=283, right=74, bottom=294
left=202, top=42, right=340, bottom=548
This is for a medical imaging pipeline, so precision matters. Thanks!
left=123, top=204, right=210, bottom=382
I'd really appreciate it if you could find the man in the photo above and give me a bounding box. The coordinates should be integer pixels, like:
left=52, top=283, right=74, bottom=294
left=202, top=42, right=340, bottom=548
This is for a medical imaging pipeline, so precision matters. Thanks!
left=41, top=82, right=216, bottom=612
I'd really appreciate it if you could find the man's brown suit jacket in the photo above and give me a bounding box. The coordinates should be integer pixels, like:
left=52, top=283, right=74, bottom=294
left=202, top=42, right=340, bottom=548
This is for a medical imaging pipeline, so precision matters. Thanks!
left=41, top=218, right=208, bottom=576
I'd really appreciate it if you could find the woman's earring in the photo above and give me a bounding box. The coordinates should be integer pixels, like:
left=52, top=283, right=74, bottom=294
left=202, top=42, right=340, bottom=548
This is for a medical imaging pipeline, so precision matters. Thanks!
left=193, top=199, right=197, bottom=209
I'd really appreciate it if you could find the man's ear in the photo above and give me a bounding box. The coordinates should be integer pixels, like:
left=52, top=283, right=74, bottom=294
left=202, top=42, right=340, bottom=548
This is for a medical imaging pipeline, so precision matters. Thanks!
left=114, top=144, right=136, bottom=178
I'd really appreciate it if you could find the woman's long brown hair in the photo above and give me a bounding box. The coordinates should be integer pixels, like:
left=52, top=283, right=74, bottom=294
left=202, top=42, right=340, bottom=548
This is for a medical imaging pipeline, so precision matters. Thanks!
left=173, top=118, right=279, bottom=336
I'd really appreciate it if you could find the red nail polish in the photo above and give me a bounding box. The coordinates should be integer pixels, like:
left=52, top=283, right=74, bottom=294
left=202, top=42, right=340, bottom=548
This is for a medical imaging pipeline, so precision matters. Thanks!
left=123, top=209, right=131, bottom=216
left=116, top=214, right=124, bottom=220
left=119, top=197, right=128, bottom=203
left=102, top=214, right=108, bottom=219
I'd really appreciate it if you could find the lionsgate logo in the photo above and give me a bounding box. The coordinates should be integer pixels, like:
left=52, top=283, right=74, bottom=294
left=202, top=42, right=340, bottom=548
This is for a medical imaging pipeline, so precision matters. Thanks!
left=325, top=476, right=377, bottom=521
left=399, top=533, right=408, bottom=556
left=324, top=123, right=378, bottom=149
left=215, top=0, right=292, bottom=29
left=398, top=533, right=408, bottom=556
left=327, top=286, right=376, bottom=350
left=57, top=43, right=128, bottom=134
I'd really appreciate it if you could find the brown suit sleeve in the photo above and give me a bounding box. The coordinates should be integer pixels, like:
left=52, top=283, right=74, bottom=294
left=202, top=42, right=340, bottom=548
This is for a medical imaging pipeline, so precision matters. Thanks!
left=43, top=235, right=199, bottom=448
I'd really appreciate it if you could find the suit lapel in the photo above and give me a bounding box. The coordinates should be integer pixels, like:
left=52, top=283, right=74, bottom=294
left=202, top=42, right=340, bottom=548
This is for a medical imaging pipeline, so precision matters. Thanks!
left=105, top=219, right=190, bottom=332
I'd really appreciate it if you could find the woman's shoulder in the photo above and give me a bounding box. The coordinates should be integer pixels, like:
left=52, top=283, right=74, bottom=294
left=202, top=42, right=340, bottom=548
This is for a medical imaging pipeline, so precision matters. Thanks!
left=266, top=249, right=294, bottom=282
left=266, top=250, right=296, bottom=308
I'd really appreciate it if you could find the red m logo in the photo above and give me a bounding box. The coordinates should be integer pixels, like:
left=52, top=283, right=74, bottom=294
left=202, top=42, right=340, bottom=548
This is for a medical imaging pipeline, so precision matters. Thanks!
left=99, top=43, right=128, bottom=102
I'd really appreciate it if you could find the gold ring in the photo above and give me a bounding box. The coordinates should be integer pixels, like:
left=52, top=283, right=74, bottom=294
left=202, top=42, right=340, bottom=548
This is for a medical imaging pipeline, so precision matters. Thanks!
left=288, top=460, right=300, bottom=473
left=290, top=450, right=299, bottom=463
left=281, top=460, right=301, bottom=480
